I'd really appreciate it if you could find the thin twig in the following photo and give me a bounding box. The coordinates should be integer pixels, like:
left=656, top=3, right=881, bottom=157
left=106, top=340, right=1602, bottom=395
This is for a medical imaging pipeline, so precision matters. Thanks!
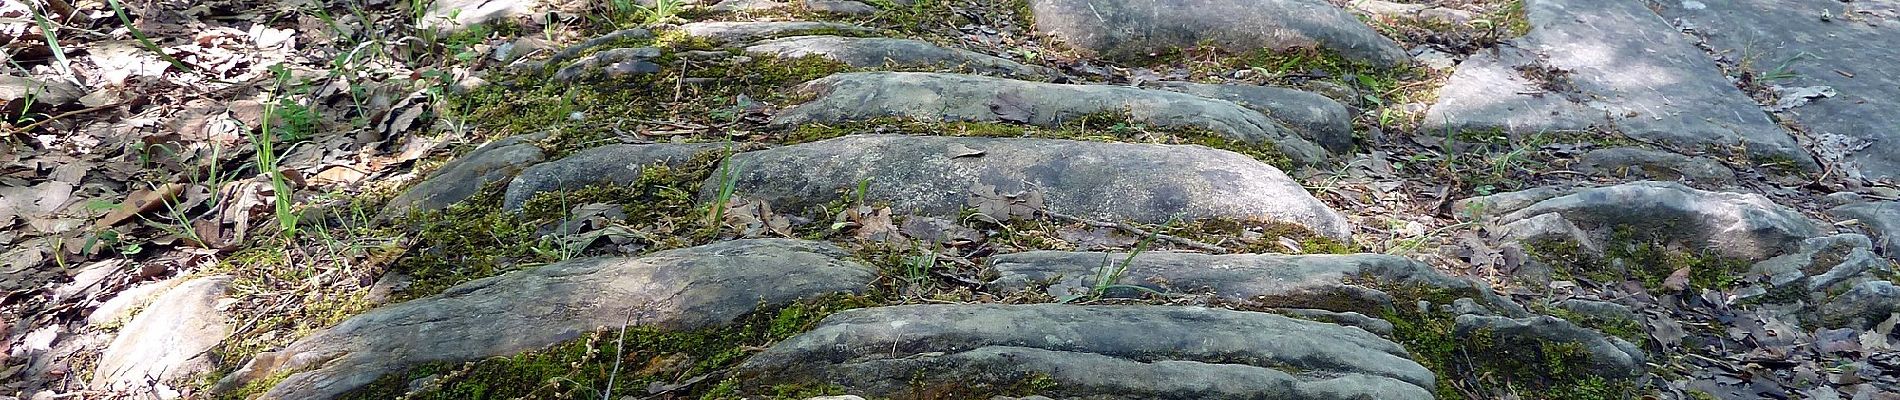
left=1042, top=211, right=1228, bottom=253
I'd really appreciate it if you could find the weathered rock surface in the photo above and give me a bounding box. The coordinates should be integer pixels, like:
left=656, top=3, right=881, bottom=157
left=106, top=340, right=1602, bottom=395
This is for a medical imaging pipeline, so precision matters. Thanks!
left=1657, top=0, right=1900, bottom=180
left=383, top=133, right=546, bottom=218
left=1828, top=201, right=1900, bottom=256
left=990, top=251, right=1484, bottom=313
left=92, top=275, right=232, bottom=391
left=1453, top=314, right=1647, bottom=378
left=1481, top=181, right=1821, bottom=260
left=502, top=143, right=724, bottom=209
left=1576, top=147, right=1737, bottom=186
left=1821, top=281, right=1900, bottom=329
left=711, top=135, right=1350, bottom=239
left=743, top=36, right=1053, bottom=78
left=679, top=21, right=873, bottom=46
left=420, top=0, right=557, bottom=32
left=215, top=239, right=875, bottom=400
left=552, top=47, right=663, bottom=81
left=1028, top=0, right=1408, bottom=66
left=774, top=72, right=1334, bottom=164
left=711, top=0, right=878, bottom=14
left=538, top=28, right=651, bottom=68
left=1145, top=81, right=1355, bottom=153
left=739, top=304, right=1436, bottom=399
left=1750, top=234, right=1888, bottom=296
left=1424, top=0, right=1812, bottom=169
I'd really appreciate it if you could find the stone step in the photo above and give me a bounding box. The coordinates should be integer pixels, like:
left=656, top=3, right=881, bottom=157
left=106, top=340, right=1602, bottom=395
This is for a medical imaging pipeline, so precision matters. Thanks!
left=679, top=21, right=875, bottom=46
left=743, top=36, right=1055, bottom=78
left=705, top=134, right=1350, bottom=239
left=1422, top=0, right=1815, bottom=170
left=736, top=304, right=1437, bottom=399
left=1027, top=0, right=1409, bottom=66
left=989, top=251, right=1494, bottom=314
left=502, top=143, right=725, bottom=210
left=212, top=239, right=875, bottom=399
left=773, top=72, right=1338, bottom=165
left=1144, top=81, right=1355, bottom=153
left=383, top=133, right=547, bottom=218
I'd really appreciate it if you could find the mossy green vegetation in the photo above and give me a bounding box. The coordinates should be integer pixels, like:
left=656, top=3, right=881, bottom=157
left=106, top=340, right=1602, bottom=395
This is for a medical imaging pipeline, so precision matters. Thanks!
left=1525, top=226, right=1750, bottom=291
left=1385, top=310, right=1637, bottom=400
left=336, top=294, right=879, bottom=400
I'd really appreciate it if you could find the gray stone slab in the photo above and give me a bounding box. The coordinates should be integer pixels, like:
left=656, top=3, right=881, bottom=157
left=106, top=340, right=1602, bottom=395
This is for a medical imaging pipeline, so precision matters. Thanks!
left=502, top=143, right=724, bottom=209
left=738, top=304, right=1435, bottom=399
left=990, top=251, right=1485, bottom=314
left=1028, top=0, right=1409, bottom=66
left=213, top=239, right=875, bottom=400
left=678, top=21, right=874, bottom=46
left=1425, top=0, right=1813, bottom=170
left=708, top=135, right=1351, bottom=239
left=1146, top=81, right=1356, bottom=153
left=774, top=72, right=1334, bottom=165
left=1657, top=0, right=1900, bottom=180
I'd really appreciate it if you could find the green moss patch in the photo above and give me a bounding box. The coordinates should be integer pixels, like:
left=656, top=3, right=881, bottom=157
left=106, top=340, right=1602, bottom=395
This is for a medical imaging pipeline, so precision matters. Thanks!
left=787, top=113, right=1297, bottom=170
left=1525, top=226, right=1751, bottom=292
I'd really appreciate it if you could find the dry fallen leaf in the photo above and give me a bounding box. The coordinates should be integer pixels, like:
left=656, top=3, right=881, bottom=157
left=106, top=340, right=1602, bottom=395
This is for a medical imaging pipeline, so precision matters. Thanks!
left=1663, top=266, right=1692, bottom=291
left=97, top=183, right=186, bottom=229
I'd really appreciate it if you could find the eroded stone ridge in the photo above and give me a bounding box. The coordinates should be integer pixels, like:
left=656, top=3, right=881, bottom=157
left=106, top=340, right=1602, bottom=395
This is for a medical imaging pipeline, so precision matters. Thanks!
left=708, top=135, right=1351, bottom=239
left=502, top=143, right=724, bottom=209
left=1145, top=81, right=1355, bottom=153
left=678, top=21, right=875, bottom=46
left=383, top=133, right=546, bottom=218
left=214, top=239, right=875, bottom=400
left=1657, top=0, right=1900, bottom=180
left=738, top=304, right=1437, bottom=399
left=1028, top=0, right=1409, bottom=66
left=774, top=72, right=1336, bottom=164
left=1425, top=0, right=1813, bottom=169
left=990, top=251, right=1486, bottom=313
left=744, top=36, right=1055, bottom=78
left=1477, top=181, right=1821, bottom=261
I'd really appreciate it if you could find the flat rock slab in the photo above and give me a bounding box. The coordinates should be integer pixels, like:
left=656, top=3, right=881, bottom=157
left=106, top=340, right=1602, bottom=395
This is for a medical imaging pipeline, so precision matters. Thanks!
left=1482, top=181, right=1821, bottom=260
left=1657, top=0, right=1900, bottom=180
left=383, top=133, right=546, bottom=218
left=92, top=275, right=232, bottom=391
left=774, top=72, right=1334, bottom=165
left=215, top=239, right=875, bottom=400
left=1028, top=0, right=1408, bottom=66
left=1424, top=0, right=1812, bottom=169
left=990, top=251, right=1482, bottom=314
left=1145, top=81, right=1355, bottom=153
left=679, top=21, right=874, bottom=46
left=738, top=304, right=1436, bottom=399
left=710, top=135, right=1350, bottom=239
left=502, top=143, right=724, bottom=209
left=744, top=36, right=1054, bottom=78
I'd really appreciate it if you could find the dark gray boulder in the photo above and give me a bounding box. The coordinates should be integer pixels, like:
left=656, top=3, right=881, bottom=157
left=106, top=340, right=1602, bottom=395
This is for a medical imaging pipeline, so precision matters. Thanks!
left=1828, top=201, right=1900, bottom=257
left=213, top=239, right=875, bottom=400
left=990, top=251, right=1486, bottom=313
left=743, top=36, right=1054, bottom=78
left=1453, top=314, right=1647, bottom=378
left=1027, top=0, right=1409, bottom=66
left=774, top=72, right=1335, bottom=165
left=708, top=135, right=1350, bottom=239
left=1146, top=81, right=1355, bottom=153
left=1482, top=181, right=1821, bottom=261
left=383, top=133, right=547, bottom=218
left=1656, top=0, right=1900, bottom=180
left=738, top=304, right=1436, bottom=399
left=501, top=143, right=724, bottom=209
left=1424, top=0, right=1813, bottom=170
